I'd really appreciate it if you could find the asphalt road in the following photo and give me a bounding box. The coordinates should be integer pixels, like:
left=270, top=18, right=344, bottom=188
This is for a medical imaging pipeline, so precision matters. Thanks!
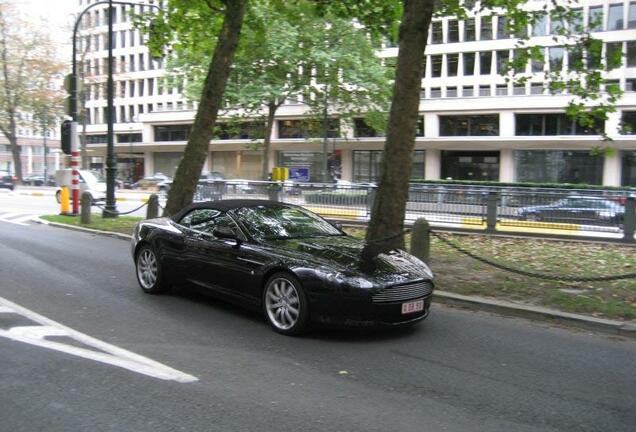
left=0, top=221, right=635, bottom=432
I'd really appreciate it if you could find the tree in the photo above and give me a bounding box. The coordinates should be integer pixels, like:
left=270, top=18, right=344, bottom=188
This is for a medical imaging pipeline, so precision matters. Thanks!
left=140, top=0, right=249, bottom=215
left=339, top=0, right=626, bottom=254
left=172, top=3, right=392, bottom=181
left=0, top=2, right=65, bottom=181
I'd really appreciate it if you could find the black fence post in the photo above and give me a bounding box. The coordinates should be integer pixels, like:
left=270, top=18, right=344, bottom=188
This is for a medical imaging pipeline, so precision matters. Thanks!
left=366, top=187, right=376, bottom=218
left=623, top=197, right=635, bottom=243
left=410, top=218, right=430, bottom=263
left=486, top=191, right=498, bottom=232
left=80, top=192, right=92, bottom=224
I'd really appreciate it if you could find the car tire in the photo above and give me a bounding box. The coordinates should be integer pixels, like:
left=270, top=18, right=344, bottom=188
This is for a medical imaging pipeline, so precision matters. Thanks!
left=55, top=190, right=61, bottom=203
left=135, top=245, right=169, bottom=294
left=526, top=213, right=539, bottom=222
left=263, top=273, right=309, bottom=336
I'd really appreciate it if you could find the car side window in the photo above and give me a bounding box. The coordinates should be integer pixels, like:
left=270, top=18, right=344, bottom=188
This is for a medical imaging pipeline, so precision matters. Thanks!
left=179, top=209, right=243, bottom=239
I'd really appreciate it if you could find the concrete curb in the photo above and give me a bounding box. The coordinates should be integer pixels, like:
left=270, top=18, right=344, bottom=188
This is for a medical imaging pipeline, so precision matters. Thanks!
left=35, top=220, right=636, bottom=339
left=36, top=219, right=133, bottom=241
left=434, top=290, right=636, bottom=339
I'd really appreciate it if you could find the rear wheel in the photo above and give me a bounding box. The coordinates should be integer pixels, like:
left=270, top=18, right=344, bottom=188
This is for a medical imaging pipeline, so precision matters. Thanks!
left=135, top=245, right=169, bottom=294
left=263, top=273, right=309, bottom=336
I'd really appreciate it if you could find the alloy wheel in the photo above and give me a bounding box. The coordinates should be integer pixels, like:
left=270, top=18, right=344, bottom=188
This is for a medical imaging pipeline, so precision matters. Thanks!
left=137, top=248, right=158, bottom=290
left=265, top=278, right=300, bottom=331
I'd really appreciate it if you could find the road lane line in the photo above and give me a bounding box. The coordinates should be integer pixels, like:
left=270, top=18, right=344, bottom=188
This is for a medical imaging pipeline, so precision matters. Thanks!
left=0, top=296, right=198, bottom=383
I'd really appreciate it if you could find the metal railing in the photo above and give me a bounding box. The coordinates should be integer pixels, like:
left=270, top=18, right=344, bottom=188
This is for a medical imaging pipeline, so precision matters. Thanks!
left=191, top=180, right=636, bottom=242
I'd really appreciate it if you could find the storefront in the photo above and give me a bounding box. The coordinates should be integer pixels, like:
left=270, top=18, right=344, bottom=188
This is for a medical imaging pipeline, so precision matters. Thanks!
left=441, top=151, right=499, bottom=181
left=622, top=151, right=636, bottom=186
left=210, top=150, right=262, bottom=180
left=277, top=151, right=341, bottom=182
left=514, top=150, right=604, bottom=185
left=352, top=150, right=425, bottom=183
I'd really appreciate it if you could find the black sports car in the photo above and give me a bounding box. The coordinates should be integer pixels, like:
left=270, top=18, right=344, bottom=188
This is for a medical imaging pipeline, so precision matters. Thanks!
left=131, top=200, right=434, bottom=335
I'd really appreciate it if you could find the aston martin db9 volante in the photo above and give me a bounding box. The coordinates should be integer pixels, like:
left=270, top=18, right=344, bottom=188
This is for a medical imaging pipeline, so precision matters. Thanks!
left=131, top=200, right=434, bottom=335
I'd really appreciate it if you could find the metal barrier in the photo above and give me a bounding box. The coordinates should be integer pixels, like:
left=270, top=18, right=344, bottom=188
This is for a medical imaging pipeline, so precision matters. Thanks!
left=191, top=180, right=636, bottom=242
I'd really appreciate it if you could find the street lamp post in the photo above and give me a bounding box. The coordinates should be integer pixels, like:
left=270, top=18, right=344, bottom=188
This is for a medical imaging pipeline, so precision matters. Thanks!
left=71, top=0, right=160, bottom=217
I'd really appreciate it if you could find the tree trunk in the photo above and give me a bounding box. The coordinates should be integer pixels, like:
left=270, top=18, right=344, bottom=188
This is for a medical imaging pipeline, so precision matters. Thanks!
left=261, top=102, right=278, bottom=180
left=9, top=135, right=21, bottom=181
left=364, top=0, right=434, bottom=253
left=163, top=0, right=248, bottom=215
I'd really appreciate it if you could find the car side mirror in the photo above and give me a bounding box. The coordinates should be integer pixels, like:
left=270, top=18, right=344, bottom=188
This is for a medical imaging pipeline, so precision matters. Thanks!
left=213, top=226, right=239, bottom=242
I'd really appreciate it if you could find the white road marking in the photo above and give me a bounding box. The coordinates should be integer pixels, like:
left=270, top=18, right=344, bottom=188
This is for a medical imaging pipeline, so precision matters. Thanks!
left=0, top=296, right=198, bottom=383
left=0, top=212, right=40, bottom=226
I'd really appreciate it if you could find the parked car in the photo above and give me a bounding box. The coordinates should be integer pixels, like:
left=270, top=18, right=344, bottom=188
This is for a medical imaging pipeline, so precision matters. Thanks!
left=0, top=170, right=16, bottom=190
left=131, top=200, right=434, bottom=335
left=517, top=195, right=625, bottom=226
left=132, top=173, right=172, bottom=191
left=55, top=170, right=107, bottom=204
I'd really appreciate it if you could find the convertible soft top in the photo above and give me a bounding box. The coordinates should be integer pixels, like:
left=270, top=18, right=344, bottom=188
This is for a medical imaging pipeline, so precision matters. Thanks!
left=171, top=199, right=287, bottom=221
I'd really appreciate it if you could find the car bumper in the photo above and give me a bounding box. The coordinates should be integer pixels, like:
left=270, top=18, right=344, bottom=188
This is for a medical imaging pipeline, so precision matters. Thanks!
left=308, top=292, right=433, bottom=327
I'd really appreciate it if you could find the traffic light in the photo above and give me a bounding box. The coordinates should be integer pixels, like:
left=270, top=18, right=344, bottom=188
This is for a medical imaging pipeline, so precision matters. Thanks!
left=61, top=120, right=71, bottom=155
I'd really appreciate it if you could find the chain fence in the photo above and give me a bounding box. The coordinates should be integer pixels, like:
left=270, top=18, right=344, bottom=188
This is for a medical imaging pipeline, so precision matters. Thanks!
left=430, top=231, right=636, bottom=282
left=91, top=199, right=149, bottom=216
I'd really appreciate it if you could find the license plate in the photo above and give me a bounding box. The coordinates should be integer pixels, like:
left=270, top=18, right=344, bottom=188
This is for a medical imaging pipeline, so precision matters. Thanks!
left=401, top=299, right=424, bottom=315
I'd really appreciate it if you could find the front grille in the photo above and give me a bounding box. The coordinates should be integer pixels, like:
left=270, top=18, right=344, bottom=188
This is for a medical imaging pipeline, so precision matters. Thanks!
left=372, top=281, right=434, bottom=304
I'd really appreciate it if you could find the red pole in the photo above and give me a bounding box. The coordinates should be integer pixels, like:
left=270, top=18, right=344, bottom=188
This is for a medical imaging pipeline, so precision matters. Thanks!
left=70, top=121, right=80, bottom=214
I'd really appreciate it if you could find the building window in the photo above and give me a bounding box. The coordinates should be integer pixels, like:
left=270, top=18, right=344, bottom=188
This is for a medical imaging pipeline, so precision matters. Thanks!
left=464, top=18, right=476, bottom=41
left=607, top=3, right=624, bottom=31
left=515, top=113, right=603, bottom=135
left=353, top=150, right=424, bottom=183
left=117, top=133, right=142, bottom=143
left=446, top=86, right=458, bottom=97
left=139, top=54, right=145, bottom=71
left=532, top=14, right=547, bottom=36
left=129, top=80, right=135, bottom=97
left=463, top=52, right=475, bottom=75
left=606, top=42, right=623, bottom=70
left=448, top=20, right=459, bottom=43
left=549, top=47, right=564, bottom=72
left=353, top=118, right=384, bottom=137
left=447, top=53, right=459, bottom=76
left=479, top=85, right=490, bottom=96
left=154, top=125, right=192, bottom=141
left=514, top=150, right=603, bottom=185
left=148, top=78, right=154, bottom=96
left=431, top=55, right=442, bottom=77
left=479, top=51, right=492, bottom=74
left=439, top=115, right=499, bottom=136
left=496, top=50, right=509, bottom=74
left=496, top=16, right=509, bottom=39
left=441, top=151, right=500, bottom=181
left=550, top=17, right=564, bottom=35
left=430, top=87, right=442, bottom=98
left=138, top=79, right=144, bottom=96
left=496, top=84, right=508, bottom=96
left=430, top=21, right=442, bottom=44
left=278, top=119, right=340, bottom=139
left=86, top=135, right=108, bottom=144
left=463, top=86, right=474, bottom=97
left=214, top=121, right=265, bottom=140
left=588, top=6, right=604, bottom=32
left=622, top=151, right=636, bottom=186
left=629, top=2, right=636, bottom=28
left=621, top=111, right=636, bottom=134
left=627, top=79, right=636, bottom=92
left=480, top=16, right=492, bottom=40
left=531, top=49, right=544, bottom=73
left=627, top=41, right=636, bottom=67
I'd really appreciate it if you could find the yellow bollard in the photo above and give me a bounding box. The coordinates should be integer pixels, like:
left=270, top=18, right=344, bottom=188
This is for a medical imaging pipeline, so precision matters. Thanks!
left=60, top=186, right=71, bottom=215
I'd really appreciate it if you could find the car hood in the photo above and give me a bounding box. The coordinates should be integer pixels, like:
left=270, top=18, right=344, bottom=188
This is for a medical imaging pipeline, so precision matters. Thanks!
left=264, top=235, right=433, bottom=284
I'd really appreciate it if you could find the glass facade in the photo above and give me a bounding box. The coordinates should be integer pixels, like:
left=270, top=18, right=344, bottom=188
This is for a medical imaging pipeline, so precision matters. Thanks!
left=514, top=150, right=604, bottom=185
left=515, top=114, right=603, bottom=135
left=441, top=151, right=500, bottom=181
left=278, top=119, right=340, bottom=139
left=439, top=115, right=499, bottom=136
left=154, top=125, right=191, bottom=141
left=278, top=151, right=341, bottom=182
left=622, top=151, right=636, bottom=186
left=622, top=111, right=636, bottom=134
left=154, top=152, right=182, bottom=177
left=352, top=150, right=425, bottom=183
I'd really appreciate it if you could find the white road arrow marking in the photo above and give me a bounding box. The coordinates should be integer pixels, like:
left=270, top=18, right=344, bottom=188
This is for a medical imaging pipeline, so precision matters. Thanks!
left=0, top=296, right=198, bottom=383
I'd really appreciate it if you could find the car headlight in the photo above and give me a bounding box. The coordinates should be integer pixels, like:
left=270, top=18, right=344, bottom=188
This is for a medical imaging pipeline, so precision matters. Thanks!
left=324, top=272, right=374, bottom=289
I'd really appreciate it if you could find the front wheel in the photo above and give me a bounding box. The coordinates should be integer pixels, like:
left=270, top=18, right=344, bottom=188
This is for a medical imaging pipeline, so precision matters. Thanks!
left=263, top=273, right=309, bottom=336
left=135, top=245, right=169, bottom=294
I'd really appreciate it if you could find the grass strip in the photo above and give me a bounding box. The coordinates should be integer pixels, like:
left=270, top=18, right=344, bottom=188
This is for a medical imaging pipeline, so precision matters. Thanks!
left=41, top=214, right=143, bottom=235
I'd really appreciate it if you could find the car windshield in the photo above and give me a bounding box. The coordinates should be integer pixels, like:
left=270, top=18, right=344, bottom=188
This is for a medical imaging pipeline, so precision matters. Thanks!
left=233, top=205, right=342, bottom=241
left=81, top=170, right=105, bottom=184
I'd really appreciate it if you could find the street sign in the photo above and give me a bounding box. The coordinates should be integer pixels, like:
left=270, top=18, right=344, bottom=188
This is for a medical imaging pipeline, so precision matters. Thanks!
left=289, top=167, right=310, bottom=182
